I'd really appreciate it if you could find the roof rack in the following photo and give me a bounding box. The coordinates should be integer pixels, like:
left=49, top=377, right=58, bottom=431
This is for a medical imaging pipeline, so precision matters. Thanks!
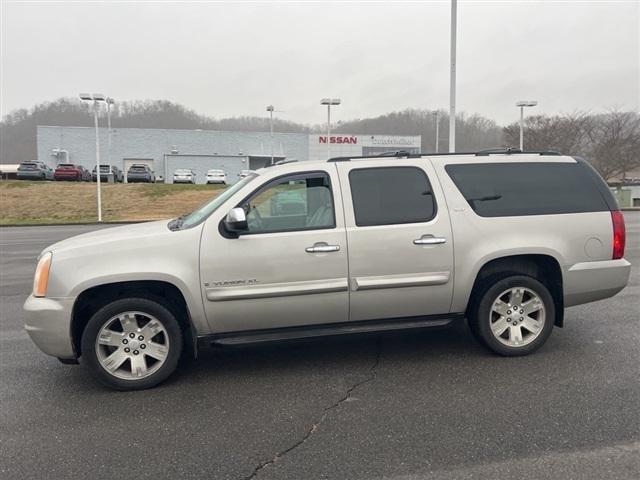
left=327, top=148, right=562, bottom=162
left=265, top=159, right=298, bottom=167
left=474, top=147, right=562, bottom=156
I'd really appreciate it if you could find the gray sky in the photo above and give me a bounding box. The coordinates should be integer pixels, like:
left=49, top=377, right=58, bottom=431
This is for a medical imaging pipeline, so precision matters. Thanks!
left=1, top=1, right=638, bottom=126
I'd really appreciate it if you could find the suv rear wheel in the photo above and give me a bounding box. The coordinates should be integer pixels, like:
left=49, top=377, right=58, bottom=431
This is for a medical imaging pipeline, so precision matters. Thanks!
left=468, top=275, right=555, bottom=356
left=81, top=297, right=183, bottom=390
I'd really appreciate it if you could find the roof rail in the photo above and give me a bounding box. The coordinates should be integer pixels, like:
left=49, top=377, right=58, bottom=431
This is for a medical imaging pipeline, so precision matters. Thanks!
left=327, top=148, right=562, bottom=162
left=474, top=147, right=561, bottom=156
left=375, top=150, right=421, bottom=158
left=265, top=159, right=298, bottom=167
left=328, top=150, right=421, bottom=162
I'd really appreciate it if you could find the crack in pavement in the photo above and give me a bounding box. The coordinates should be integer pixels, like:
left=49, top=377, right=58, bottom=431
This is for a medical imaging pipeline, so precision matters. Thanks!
left=243, top=337, right=383, bottom=480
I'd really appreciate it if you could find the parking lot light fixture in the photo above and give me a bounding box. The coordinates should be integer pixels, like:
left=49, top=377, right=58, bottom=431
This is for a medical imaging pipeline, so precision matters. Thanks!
left=516, top=100, right=538, bottom=150
left=79, top=93, right=107, bottom=222
left=320, top=98, right=341, bottom=158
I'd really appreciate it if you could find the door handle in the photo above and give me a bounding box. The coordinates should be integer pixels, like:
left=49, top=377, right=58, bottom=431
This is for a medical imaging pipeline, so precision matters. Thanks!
left=305, top=242, right=340, bottom=253
left=413, top=235, right=447, bottom=245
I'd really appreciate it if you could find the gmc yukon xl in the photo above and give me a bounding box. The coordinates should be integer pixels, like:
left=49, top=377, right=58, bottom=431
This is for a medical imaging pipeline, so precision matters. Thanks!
left=24, top=150, right=630, bottom=390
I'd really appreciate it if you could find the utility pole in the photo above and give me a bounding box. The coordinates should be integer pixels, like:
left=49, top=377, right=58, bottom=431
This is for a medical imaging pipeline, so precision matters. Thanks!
left=433, top=111, right=440, bottom=153
left=80, top=93, right=107, bottom=222
left=320, top=98, right=341, bottom=159
left=266, top=105, right=274, bottom=165
left=106, top=98, right=114, bottom=180
left=449, top=0, right=457, bottom=152
left=516, top=100, right=538, bottom=150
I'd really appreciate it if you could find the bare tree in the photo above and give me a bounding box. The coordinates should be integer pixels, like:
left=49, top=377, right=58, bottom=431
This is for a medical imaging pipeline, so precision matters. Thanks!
left=503, top=113, right=592, bottom=153
left=586, top=110, right=640, bottom=181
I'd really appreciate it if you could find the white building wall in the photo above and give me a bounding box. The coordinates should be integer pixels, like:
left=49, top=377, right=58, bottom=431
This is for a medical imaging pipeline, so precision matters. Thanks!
left=307, top=134, right=422, bottom=161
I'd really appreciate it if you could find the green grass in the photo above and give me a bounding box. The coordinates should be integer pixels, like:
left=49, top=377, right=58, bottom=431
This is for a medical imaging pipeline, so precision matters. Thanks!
left=140, top=183, right=225, bottom=198
left=0, top=180, right=227, bottom=225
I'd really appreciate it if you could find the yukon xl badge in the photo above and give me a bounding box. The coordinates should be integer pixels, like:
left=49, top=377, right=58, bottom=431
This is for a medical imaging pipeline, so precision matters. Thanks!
left=205, top=279, right=258, bottom=287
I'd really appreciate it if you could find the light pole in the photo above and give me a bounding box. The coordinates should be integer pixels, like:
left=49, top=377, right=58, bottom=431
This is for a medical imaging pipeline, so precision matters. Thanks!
left=449, top=0, right=457, bottom=152
left=320, top=98, right=341, bottom=158
left=433, top=111, right=440, bottom=153
left=266, top=105, right=274, bottom=165
left=80, top=93, right=106, bottom=222
left=515, top=100, right=538, bottom=150
left=106, top=97, right=115, bottom=181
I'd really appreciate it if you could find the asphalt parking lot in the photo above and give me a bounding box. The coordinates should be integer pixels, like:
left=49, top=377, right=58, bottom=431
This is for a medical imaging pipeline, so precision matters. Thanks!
left=1, top=216, right=639, bottom=480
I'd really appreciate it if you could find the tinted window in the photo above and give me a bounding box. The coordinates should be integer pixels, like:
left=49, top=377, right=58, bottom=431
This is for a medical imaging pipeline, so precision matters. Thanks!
left=445, top=162, right=609, bottom=217
left=243, top=172, right=335, bottom=234
left=349, top=167, right=436, bottom=226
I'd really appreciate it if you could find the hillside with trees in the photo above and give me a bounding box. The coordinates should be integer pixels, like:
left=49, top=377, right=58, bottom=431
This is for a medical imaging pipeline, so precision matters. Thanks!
left=1, top=98, right=638, bottom=181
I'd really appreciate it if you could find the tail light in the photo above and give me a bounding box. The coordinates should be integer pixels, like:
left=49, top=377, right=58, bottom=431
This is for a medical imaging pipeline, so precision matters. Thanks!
left=611, top=210, right=626, bottom=260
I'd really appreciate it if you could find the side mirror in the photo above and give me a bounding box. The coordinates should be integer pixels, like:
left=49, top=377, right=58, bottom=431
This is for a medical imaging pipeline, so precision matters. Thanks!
left=224, top=207, right=248, bottom=233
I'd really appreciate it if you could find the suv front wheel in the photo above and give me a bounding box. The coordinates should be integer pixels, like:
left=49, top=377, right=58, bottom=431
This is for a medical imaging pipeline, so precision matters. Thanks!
left=468, top=275, right=555, bottom=356
left=81, top=298, right=183, bottom=390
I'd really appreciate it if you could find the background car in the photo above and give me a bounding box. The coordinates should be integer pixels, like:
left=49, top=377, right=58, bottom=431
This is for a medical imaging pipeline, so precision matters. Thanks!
left=16, top=161, right=54, bottom=180
left=53, top=163, right=91, bottom=181
left=206, top=169, right=227, bottom=184
left=126, top=164, right=155, bottom=183
left=238, top=169, right=255, bottom=179
left=92, top=165, right=123, bottom=182
left=173, top=168, right=196, bottom=184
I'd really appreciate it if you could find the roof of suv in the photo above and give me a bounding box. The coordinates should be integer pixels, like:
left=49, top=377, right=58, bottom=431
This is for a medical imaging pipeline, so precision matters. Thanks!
left=251, top=149, right=577, bottom=177
left=327, top=148, right=562, bottom=162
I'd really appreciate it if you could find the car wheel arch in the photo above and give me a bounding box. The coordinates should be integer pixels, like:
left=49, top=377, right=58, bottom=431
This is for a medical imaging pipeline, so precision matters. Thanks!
left=466, top=253, right=564, bottom=327
left=71, top=280, right=198, bottom=359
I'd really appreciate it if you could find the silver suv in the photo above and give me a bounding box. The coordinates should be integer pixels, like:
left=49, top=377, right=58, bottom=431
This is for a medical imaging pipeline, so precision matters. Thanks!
left=24, top=151, right=630, bottom=390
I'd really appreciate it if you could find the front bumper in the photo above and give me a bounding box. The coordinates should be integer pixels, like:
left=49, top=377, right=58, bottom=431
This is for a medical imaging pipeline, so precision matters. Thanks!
left=23, top=295, right=76, bottom=359
left=564, top=258, right=631, bottom=307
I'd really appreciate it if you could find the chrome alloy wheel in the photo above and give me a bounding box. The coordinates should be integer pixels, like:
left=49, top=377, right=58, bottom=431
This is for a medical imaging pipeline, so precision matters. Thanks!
left=489, top=287, right=546, bottom=347
left=95, top=311, right=170, bottom=380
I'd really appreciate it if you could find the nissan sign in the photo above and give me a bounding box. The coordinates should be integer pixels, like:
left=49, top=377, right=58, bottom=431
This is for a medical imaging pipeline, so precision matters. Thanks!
left=318, top=136, right=358, bottom=144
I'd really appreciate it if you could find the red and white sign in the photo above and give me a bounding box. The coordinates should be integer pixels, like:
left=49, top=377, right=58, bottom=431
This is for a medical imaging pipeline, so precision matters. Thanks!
left=318, top=136, right=358, bottom=144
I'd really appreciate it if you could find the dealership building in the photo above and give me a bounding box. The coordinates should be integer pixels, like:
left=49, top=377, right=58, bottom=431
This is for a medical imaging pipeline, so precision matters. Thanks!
left=36, top=126, right=421, bottom=183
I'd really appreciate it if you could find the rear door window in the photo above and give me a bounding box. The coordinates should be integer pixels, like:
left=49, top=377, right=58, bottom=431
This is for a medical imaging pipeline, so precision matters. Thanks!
left=445, top=162, right=609, bottom=217
left=348, top=167, right=436, bottom=226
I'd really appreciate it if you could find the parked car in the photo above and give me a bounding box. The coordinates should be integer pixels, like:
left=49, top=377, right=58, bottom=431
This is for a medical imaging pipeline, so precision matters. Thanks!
left=92, top=165, right=123, bottom=182
left=173, top=169, right=196, bottom=184
left=126, top=164, right=155, bottom=183
left=24, top=150, right=630, bottom=390
left=17, top=161, right=54, bottom=180
left=238, top=169, right=255, bottom=179
left=54, top=163, right=91, bottom=181
left=206, top=169, right=227, bottom=184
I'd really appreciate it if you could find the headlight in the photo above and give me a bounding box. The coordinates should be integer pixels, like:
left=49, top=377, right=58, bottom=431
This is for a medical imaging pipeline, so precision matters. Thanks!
left=33, top=252, right=52, bottom=297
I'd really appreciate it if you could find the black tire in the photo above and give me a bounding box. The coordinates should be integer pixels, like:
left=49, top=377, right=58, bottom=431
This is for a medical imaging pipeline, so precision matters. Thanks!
left=81, top=297, right=183, bottom=390
left=467, top=275, right=555, bottom=356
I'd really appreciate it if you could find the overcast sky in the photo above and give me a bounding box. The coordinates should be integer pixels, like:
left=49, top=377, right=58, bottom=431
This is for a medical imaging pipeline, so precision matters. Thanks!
left=1, top=1, right=638, bottom=126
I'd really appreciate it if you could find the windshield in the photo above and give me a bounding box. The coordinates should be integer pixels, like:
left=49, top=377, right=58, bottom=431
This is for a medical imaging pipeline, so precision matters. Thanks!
left=173, top=173, right=258, bottom=230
